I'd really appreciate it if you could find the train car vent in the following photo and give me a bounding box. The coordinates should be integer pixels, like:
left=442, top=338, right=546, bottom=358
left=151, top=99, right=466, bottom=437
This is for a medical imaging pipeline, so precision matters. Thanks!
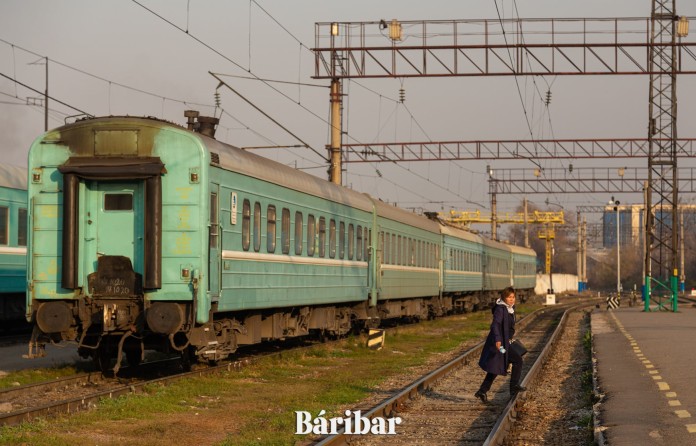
left=210, top=152, right=220, bottom=164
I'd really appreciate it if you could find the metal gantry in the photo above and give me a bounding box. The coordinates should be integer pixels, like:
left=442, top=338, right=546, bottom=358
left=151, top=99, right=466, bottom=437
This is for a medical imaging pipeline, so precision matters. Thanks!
left=646, top=0, right=681, bottom=311
left=486, top=167, right=696, bottom=194
left=312, top=9, right=689, bottom=308
left=314, top=17, right=696, bottom=79
left=341, top=138, right=696, bottom=163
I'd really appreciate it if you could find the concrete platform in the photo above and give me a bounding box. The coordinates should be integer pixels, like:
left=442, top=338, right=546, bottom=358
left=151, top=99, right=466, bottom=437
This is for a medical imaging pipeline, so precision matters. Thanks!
left=592, top=304, right=696, bottom=445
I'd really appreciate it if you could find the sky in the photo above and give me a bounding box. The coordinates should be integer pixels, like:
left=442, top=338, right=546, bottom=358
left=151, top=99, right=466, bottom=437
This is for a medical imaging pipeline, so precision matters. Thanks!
left=2, top=0, right=696, bottom=231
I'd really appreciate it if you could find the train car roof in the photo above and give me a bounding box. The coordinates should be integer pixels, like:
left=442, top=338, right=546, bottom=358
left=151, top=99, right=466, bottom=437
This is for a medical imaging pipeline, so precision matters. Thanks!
left=0, top=163, right=27, bottom=190
left=204, top=135, right=376, bottom=213
left=507, top=243, right=537, bottom=257
left=481, top=236, right=515, bottom=252
left=372, top=199, right=442, bottom=233
left=43, top=116, right=375, bottom=213
left=440, top=224, right=485, bottom=243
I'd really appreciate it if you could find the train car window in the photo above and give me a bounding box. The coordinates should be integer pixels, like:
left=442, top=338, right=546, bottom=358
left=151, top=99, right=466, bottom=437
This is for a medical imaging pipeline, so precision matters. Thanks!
left=253, top=202, right=261, bottom=252
left=348, top=223, right=354, bottom=260
left=267, top=205, right=276, bottom=253
left=282, top=208, right=290, bottom=254
left=307, top=214, right=316, bottom=257
left=356, top=225, right=362, bottom=261
left=339, top=221, right=345, bottom=259
left=396, top=235, right=401, bottom=265
left=0, top=206, right=7, bottom=245
left=365, top=227, right=370, bottom=260
left=319, top=217, right=326, bottom=257
left=295, top=211, right=303, bottom=255
left=401, top=236, right=406, bottom=266
left=329, top=219, right=336, bottom=258
left=392, top=234, right=397, bottom=265
left=384, top=232, right=390, bottom=264
left=104, top=193, right=133, bottom=211
left=18, top=208, right=27, bottom=246
left=435, top=244, right=440, bottom=268
left=242, top=199, right=250, bottom=251
left=378, top=232, right=384, bottom=264
left=210, top=193, right=219, bottom=249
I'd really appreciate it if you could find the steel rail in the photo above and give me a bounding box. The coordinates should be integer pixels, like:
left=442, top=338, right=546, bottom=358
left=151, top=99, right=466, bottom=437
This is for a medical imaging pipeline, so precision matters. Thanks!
left=0, top=332, right=386, bottom=426
left=0, top=355, right=263, bottom=426
left=482, top=302, right=591, bottom=445
left=312, top=304, right=569, bottom=446
left=0, top=370, right=107, bottom=402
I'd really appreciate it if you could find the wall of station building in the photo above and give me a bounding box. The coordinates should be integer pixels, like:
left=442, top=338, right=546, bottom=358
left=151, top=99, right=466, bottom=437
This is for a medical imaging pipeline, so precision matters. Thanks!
left=535, top=273, right=578, bottom=295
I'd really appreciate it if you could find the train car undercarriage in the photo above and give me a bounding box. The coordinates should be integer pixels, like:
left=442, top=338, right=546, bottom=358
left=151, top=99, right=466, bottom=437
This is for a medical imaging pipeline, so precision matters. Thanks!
left=26, top=288, right=521, bottom=373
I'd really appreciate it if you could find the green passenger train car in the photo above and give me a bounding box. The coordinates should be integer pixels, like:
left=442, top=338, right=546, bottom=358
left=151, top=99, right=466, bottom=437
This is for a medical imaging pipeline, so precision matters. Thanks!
left=0, top=164, right=28, bottom=327
left=441, top=226, right=485, bottom=310
left=510, top=244, right=537, bottom=293
left=25, top=115, right=536, bottom=371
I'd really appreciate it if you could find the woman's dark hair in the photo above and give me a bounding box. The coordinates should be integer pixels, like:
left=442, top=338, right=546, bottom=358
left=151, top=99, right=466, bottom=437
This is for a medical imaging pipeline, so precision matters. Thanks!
left=501, top=286, right=515, bottom=299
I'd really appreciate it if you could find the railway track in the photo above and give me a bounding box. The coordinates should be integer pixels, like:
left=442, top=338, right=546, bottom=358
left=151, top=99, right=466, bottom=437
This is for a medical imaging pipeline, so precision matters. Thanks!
left=314, top=301, right=596, bottom=445
left=0, top=314, right=458, bottom=427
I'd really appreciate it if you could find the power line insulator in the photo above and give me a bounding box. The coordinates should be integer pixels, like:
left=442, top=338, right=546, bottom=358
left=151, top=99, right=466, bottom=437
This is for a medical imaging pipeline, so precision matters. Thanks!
left=399, top=88, right=405, bottom=103
left=545, top=90, right=552, bottom=106
left=214, top=91, right=221, bottom=108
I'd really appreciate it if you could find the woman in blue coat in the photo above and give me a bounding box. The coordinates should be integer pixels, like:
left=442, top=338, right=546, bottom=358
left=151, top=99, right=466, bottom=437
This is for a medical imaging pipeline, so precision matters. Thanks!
left=474, top=286, right=525, bottom=403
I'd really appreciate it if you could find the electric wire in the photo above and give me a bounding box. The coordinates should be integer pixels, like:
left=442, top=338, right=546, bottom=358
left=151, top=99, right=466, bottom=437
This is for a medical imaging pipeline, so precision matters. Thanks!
left=0, top=71, right=90, bottom=116
left=492, top=1, right=542, bottom=171
left=0, top=37, right=278, bottom=150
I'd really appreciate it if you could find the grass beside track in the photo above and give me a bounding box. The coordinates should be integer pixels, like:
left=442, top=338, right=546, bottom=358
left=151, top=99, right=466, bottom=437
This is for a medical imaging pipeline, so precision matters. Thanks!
left=0, top=366, right=88, bottom=389
left=0, top=304, right=541, bottom=446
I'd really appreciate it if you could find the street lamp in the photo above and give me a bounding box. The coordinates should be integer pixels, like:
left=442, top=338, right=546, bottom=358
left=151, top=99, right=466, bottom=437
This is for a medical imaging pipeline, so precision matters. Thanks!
left=609, top=196, right=621, bottom=296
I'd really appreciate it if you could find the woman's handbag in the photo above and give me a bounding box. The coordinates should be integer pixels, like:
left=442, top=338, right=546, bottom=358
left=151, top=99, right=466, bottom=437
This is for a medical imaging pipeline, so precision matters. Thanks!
left=509, top=339, right=528, bottom=357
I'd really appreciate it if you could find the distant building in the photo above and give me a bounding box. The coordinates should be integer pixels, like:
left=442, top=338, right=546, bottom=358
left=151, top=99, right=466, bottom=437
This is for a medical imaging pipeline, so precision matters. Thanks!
left=602, top=204, right=696, bottom=248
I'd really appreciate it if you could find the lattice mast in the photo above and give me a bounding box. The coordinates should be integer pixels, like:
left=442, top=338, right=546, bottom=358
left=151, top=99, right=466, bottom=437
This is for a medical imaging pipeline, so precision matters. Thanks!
left=645, top=0, right=681, bottom=311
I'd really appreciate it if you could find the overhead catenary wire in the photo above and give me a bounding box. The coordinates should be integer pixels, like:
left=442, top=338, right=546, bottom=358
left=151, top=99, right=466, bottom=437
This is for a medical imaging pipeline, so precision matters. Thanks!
left=137, top=0, right=476, bottom=204
left=211, top=73, right=326, bottom=161
left=131, top=0, right=331, bottom=159
left=0, top=71, right=91, bottom=116
left=0, top=37, right=282, bottom=149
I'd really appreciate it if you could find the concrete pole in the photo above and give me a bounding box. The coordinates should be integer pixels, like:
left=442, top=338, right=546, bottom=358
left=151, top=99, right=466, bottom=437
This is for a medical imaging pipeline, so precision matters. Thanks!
left=490, top=180, right=497, bottom=241
left=577, top=211, right=582, bottom=291
left=329, top=78, right=342, bottom=185
left=523, top=198, right=529, bottom=248
left=582, top=217, right=587, bottom=288
left=617, top=205, right=621, bottom=296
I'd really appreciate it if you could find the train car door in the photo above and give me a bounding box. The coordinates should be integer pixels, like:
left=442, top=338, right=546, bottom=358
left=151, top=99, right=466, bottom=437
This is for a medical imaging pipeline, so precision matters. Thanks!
left=82, top=181, right=144, bottom=284
left=208, top=184, right=220, bottom=301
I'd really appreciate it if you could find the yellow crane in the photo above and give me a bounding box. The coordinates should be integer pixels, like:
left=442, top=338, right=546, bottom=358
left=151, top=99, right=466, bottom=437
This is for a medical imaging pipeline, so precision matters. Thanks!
left=440, top=209, right=564, bottom=275
left=442, top=210, right=564, bottom=227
